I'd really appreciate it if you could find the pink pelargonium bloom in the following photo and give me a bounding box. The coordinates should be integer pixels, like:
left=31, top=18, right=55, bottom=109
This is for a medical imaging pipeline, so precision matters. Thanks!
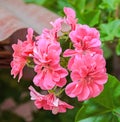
left=46, top=92, right=74, bottom=114
left=33, top=39, right=68, bottom=90
left=36, top=18, right=63, bottom=42
left=65, top=54, right=108, bottom=101
left=64, top=24, right=102, bottom=57
left=11, top=53, right=26, bottom=81
left=29, top=86, right=74, bottom=114
left=50, top=18, right=63, bottom=32
left=36, top=28, right=57, bottom=42
left=11, top=28, right=34, bottom=81
left=64, top=7, right=77, bottom=30
left=21, top=28, right=34, bottom=56
left=70, top=24, right=101, bottom=49
left=63, top=24, right=102, bottom=70
left=33, top=38, right=61, bottom=68
left=33, top=65, right=68, bottom=90
left=29, top=86, right=46, bottom=109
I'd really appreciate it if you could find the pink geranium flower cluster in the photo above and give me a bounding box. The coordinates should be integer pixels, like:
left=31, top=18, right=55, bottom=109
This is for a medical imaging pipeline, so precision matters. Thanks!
left=11, top=7, right=108, bottom=114
left=29, top=86, right=73, bottom=114
left=11, top=28, right=34, bottom=81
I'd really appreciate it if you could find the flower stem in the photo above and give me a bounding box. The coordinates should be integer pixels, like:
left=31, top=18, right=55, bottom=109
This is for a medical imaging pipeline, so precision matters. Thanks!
left=56, top=88, right=65, bottom=96
left=26, top=62, right=34, bottom=68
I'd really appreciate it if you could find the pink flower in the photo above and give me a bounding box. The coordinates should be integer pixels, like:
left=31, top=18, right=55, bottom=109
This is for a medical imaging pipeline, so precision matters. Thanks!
left=11, top=55, right=26, bottom=81
left=11, top=28, right=34, bottom=81
left=34, top=39, right=61, bottom=65
left=21, top=28, right=34, bottom=57
left=29, top=86, right=74, bottom=114
left=69, top=24, right=101, bottom=49
left=46, top=93, right=74, bottom=114
left=64, top=24, right=102, bottom=57
left=33, top=65, right=68, bottom=90
left=65, top=54, right=108, bottom=101
left=50, top=18, right=63, bottom=32
left=63, top=24, right=103, bottom=70
left=36, top=18, right=63, bottom=42
left=29, top=86, right=46, bottom=109
left=64, top=7, right=77, bottom=30
left=39, top=28, right=57, bottom=42
left=33, top=39, right=68, bottom=90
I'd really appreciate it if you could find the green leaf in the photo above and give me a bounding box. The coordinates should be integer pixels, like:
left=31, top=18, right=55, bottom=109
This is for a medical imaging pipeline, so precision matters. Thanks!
left=100, top=20, right=120, bottom=42
left=102, top=44, right=113, bottom=59
left=85, top=10, right=101, bottom=26
left=116, top=41, right=120, bottom=56
left=78, top=10, right=101, bottom=26
left=67, top=0, right=86, bottom=12
left=57, top=0, right=72, bottom=16
left=75, top=101, right=118, bottom=122
left=75, top=74, right=120, bottom=122
left=99, top=0, right=120, bottom=10
left=57, top=0, right=72, bottom=10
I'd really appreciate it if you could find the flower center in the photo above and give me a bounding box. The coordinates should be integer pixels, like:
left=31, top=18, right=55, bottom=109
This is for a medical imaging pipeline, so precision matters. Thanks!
left=85, top=75, right=92, bottom=83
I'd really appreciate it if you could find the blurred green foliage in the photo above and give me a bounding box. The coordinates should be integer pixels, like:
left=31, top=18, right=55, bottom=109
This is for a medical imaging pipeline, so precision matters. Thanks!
left=0, top=111, right=25, bottom=122
left=0, top=68, right=30, bottom=103
left=0, top=68, right=30, bottom=121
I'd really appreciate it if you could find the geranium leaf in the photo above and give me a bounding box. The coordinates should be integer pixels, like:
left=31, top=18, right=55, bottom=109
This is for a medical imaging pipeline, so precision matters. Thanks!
left=75, top=101, right=118, bottom=122
left=116, top=41, right=120, bottom=56
left=100, top=20, right=120, bottom=42
left=99, top=0, right=120, bottom=10
left=78, top=10, right=100, bottom=26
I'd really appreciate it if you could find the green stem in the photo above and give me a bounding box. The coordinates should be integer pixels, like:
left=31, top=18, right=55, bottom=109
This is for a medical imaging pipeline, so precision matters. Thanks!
left=48, top=89, right=54, bottom=94
left=53, top=86, right=57, bottom=91
left=56, top=88, right=65, bottom=96
left=26, top=62, right=34, bottom=68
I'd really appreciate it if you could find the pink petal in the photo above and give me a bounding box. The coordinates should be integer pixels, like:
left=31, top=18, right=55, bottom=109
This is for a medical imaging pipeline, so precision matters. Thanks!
left=89, top=83, right=103, bottom=97
left=26, top=28, right=33, bottom=41
left=67, top=57, right=75, bottom=70
left=69, top=31, right=78, bottom=43
left=52, top=107, right=59, bottom=114
left=43, top=70, right=56, bottom=90
left=57, top=67, right=68, bottom=78
left=64, top=7, right=76, bottom=18
left=71, top=71, right=80, bottom=82
left=56, top=78, right=67, bottom=87
left=65, top=82, right=78, bottom=97
left=63, top=49, right=76, bottom=57
left=93, top=73, right=108, bottom=85
left=33, top=72, right=43, bottom=87
left=28, top=86, right=43, bottom=100
left=77, top=83, right=90, bottom=101
left=34, top=100, right=44, bottom=109
left=89, top=39, right=101, bottom=48
left=50, top=18, right=63, bottom=32
left=52, top=71, right=60, bottom=82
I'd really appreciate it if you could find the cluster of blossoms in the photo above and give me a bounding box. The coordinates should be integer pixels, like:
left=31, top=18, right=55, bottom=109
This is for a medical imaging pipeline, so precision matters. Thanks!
left=11, top=7, right=108, bottom=114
